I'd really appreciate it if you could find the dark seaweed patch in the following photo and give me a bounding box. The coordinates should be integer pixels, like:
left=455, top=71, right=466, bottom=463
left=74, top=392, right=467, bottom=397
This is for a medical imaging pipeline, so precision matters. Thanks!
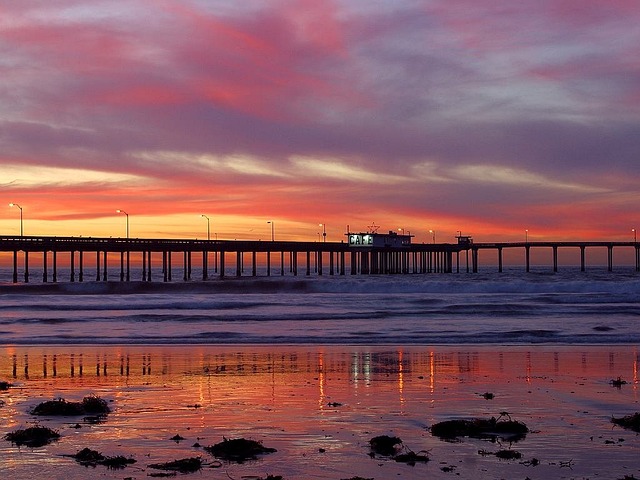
left=369, top=435, right=402, bottom=456
left=431, top=416, right=529, bottom=442
left=70, top=447, right=136, bottom=469
left=495, top=449, right=522, bottom=460
left=612, top=412, right=640, bottom=432
left=31, top=395, right=110, bottom=416
left=610, top=377, right=628, bottom=388
left=148, top=457, right=203, bottom=473
left=5, top=425, right=60, bottom=447
left=204, top=438, right=276, bottom=463
left=394, top=450, right=430, bottom=465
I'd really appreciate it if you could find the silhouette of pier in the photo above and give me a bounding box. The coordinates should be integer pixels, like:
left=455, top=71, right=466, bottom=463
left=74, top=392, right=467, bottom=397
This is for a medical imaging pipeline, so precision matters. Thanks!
left=1, top=235, right=638, bottom=283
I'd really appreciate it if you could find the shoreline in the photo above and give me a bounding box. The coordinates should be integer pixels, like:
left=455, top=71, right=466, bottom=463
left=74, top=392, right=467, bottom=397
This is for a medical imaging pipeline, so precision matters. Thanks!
left=1, top=344, right=638, bottom=479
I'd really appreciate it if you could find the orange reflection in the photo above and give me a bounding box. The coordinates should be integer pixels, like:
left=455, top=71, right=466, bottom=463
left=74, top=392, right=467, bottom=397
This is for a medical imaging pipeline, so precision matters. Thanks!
left=1, top=345, right=639, bottom=479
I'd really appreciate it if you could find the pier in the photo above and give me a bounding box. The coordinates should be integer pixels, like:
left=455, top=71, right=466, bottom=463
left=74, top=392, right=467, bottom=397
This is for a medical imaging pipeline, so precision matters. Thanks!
left=0, top=235, right=638, bottom=283
left=471, top=241, right=640, bottom=274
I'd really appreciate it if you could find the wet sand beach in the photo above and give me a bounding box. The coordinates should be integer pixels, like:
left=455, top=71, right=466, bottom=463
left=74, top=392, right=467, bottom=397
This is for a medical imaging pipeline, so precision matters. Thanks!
left=1, top=344, right=638, bottom=479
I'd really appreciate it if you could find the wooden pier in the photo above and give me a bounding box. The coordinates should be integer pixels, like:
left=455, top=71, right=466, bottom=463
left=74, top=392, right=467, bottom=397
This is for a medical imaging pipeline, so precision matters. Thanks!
left=0, top=236, right=638, bottom=283
left=471, top=241, right=640, bottom=273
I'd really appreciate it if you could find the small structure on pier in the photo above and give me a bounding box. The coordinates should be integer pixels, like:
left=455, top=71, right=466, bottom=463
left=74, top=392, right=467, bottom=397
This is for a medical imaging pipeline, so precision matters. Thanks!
left=456, top=234, right=473, bottom=246
left=347, top=231, right=412, bottom=249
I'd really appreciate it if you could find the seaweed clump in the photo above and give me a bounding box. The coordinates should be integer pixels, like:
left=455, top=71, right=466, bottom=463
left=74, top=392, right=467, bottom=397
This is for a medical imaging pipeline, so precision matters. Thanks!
left=71, top=447, right=136, bottom=469
left=4, top=425, right=60, bottom=447
left=148, top=457, right=203, bottom=473
left=368, top=435, right=429, bottom=465
left=610, top=377, right=628, bottom=388
left=393, top=450, right=430, bottom=465
left=494, top=449, right=522, bottom=460
left=431, top=415, right=529, bottom=442
left=612, top=413, right=640, bottom=432
left=369, top=435, right=402, bottom=456
left=204, top=438, right=277, bottom=463
left=31, top=395, right=110, bottom=416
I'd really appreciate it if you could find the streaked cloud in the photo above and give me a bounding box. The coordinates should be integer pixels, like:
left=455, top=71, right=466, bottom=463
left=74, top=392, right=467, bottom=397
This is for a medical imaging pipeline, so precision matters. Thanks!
left=131, top=150, right=290, bottom=178
left=0, top=164, right=143, bottom=187
left=291, top=156, right=409, bottom=184
left=453, top=165, right=610, bottom=193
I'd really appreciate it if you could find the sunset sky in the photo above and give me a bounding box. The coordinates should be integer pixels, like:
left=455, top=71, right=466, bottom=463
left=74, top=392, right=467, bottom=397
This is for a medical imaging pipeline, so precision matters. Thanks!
left=1, top=0, right=639, bottom=243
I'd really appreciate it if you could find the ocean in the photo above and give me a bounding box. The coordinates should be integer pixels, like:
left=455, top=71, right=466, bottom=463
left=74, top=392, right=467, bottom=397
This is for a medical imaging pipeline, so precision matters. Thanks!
left=1, top=267, right=639, bottom=479
left=1, top=267, right=638, bottom=346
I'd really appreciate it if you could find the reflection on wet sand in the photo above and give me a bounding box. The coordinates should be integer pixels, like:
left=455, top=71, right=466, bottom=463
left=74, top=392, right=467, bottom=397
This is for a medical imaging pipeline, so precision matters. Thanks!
left=3, top=346, right=639, bottom=385
left=0, top=345, right=638, bottom=480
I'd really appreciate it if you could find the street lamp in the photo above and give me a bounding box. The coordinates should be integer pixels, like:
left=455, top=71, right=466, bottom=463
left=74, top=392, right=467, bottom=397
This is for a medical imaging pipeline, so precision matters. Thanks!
left=8, top=203, right=23, bottom=236
left=116, top=209, right=129, bottom=238
left=633, top=228, right=637, bottom=243
left=201, top=214, right=210, bottom=240
left=319, top=223, right=326, bottom=242
left=429, top=229, right=436, bottom=243
left=525, top=229, right=529, bottom=243
left=267, top=221, right=274, bottom=241
left=398, top=227, right=404, bottom=235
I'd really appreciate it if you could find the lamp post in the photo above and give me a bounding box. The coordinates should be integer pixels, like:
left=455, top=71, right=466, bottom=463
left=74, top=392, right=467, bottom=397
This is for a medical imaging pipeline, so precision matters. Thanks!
left=398, top=227, right=404, bottom=235
left=201, top=214, right=210, bottom=240
left=8, top=203, right=23, bottom=236
left=319, top=223, right=326, bottom=242
left=267, top=221, right=274, bottom=241
left=116, top=209, right=129, bottom=238
left=429, top=229, right=436, bottom=243
left=525, top=229, right=529, bottom=243
left=633, top=228, right=637, bottom=243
